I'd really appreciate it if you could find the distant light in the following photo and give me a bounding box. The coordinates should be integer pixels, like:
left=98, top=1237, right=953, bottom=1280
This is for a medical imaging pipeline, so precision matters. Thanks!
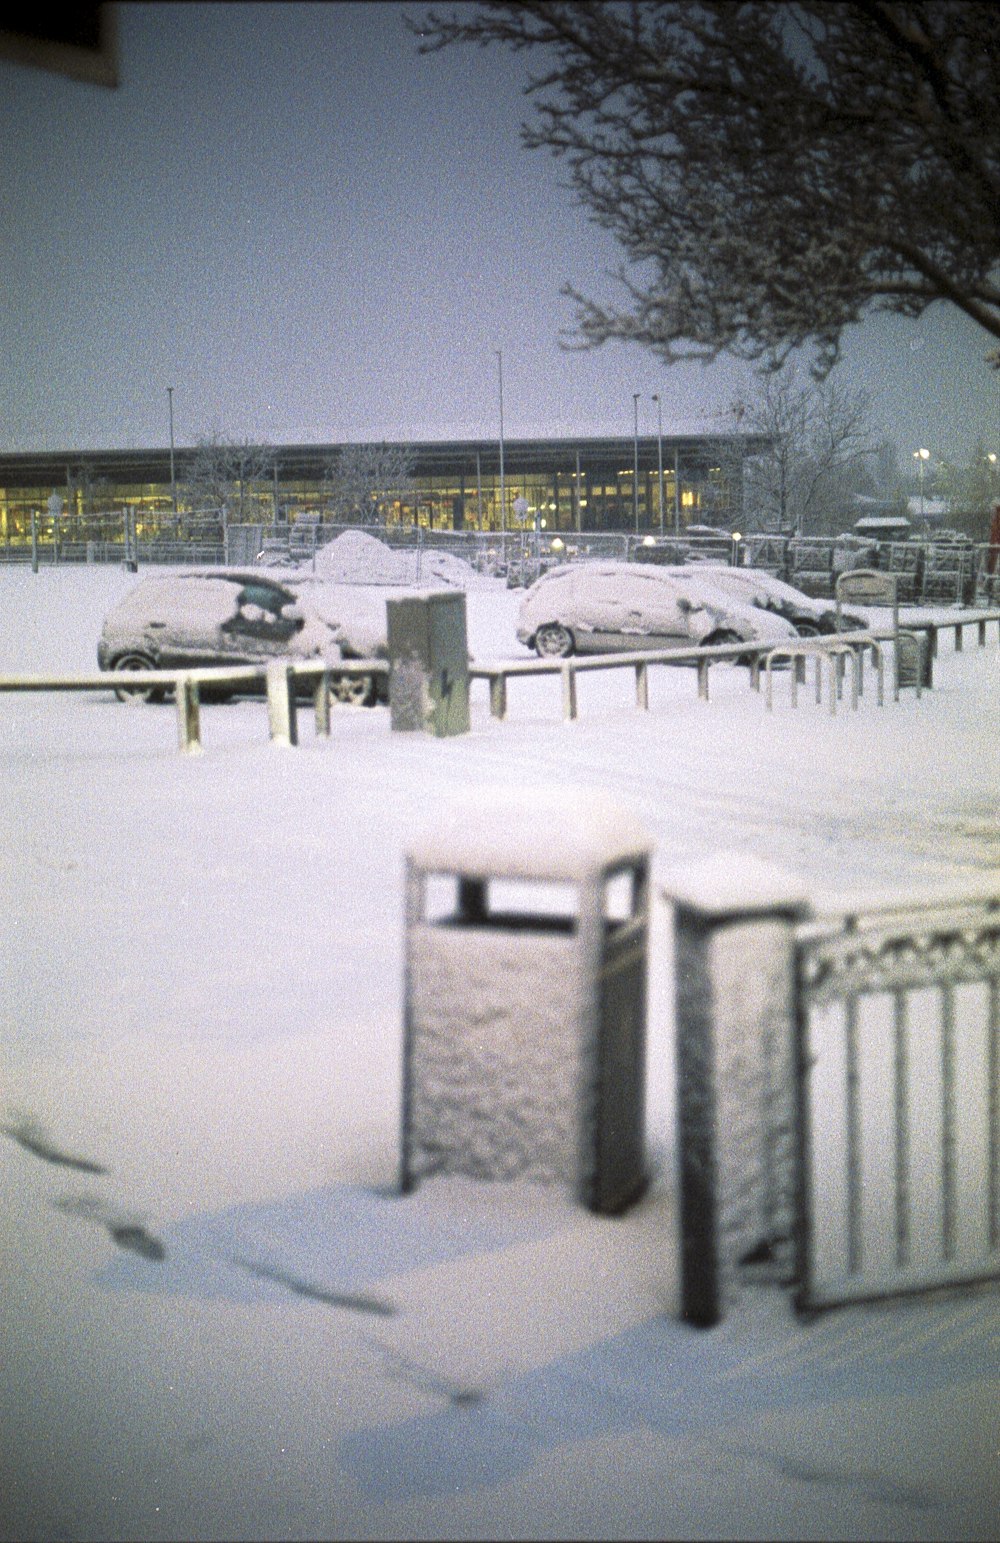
left=732, top=531, right=742, bottom=542
left=642, top=534, right=657, bottom=546
left=551, top=537, right=565, bottom=552
left=914, top=447, right=930, bottom=460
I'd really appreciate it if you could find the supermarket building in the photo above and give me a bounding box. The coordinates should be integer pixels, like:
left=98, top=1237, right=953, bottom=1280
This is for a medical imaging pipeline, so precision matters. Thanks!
left=0, top=433, right=766, bottom=544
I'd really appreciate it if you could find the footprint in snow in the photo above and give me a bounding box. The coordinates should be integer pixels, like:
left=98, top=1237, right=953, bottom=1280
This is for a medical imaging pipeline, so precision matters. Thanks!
left=51, top=1194, right=167, bottom=1261
left=2, top=1111, right=108, bottom=1175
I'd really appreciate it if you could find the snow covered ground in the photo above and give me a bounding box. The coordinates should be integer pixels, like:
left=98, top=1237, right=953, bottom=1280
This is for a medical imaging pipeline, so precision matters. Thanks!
left=1, top=561, right=997, bottom=1542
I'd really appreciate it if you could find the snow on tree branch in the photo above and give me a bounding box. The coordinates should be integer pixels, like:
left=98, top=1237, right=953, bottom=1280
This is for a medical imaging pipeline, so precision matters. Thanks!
left=411, top=1, right=1000, bottom=377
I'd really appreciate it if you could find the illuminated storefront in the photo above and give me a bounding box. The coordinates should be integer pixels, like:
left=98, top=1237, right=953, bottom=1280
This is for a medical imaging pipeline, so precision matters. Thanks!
left=0, top=434, right=765, bottom=545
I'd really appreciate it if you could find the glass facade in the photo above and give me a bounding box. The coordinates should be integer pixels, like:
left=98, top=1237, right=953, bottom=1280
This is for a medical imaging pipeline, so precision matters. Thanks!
left=0, top=435, right=760, bottom=547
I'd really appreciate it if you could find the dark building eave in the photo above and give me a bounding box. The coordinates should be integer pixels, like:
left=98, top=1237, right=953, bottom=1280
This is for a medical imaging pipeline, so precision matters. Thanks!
left=0, top=433, right=772, bottom=490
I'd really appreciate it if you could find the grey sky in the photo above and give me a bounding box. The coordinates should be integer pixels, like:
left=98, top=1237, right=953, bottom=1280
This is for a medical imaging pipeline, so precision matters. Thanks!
left=2, top=1, right=997, bottom=468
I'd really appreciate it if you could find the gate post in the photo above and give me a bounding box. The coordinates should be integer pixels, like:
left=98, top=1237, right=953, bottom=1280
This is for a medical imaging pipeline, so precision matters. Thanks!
left=663, top=856, right=810, bottom=1327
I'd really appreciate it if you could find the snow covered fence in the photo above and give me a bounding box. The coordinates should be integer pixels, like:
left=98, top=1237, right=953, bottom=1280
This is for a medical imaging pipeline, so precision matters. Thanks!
left=0, top=659, right=388, bottom=753
left=472, top=630, right=887, bottom=721
left=665, top=859, right=1000, bottom=1328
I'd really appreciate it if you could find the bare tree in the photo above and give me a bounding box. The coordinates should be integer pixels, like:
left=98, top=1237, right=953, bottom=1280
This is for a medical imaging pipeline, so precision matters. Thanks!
left=730, top=370, right=881, bottom=533
left=322, top=442, right=417, bottom=526
left=414, top=2, right=1000, bottom=377
left=182, top=431, right=276, bottom=520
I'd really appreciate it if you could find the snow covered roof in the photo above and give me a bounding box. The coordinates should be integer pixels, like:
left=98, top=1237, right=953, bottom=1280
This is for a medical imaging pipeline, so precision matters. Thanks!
left=854, top=515, right=911, bottom=533
left=406, top=786, right=652, bottom=879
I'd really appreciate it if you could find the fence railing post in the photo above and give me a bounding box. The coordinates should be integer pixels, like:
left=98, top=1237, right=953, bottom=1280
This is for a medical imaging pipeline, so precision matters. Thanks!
left=489, top=672, right=507, bottom=720
left=561, top=661, right=578, bottom=720
left=663, top=855, right=810, bottom=1327
left=313, top=670, right=330, bottom=737
left=266, top=661, right=298, bottom=747
left=176, top=675, right=202, bottom=754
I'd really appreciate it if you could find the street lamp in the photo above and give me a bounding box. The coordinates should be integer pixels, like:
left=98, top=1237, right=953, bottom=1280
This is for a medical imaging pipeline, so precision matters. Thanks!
left=651, top=393, right=664, bottom=537
left=632, top=392, right=641, bottom=533
left=496, top=349, right=506, bottom=557
left=914, top=446, right=930, bottom=523
left=167, top=386, right=177, bottom=515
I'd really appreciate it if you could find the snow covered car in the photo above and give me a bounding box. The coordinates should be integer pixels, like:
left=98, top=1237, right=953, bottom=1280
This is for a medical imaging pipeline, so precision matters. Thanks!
left=659, top=564, right=869, bottom=636
left=97, top=571, right=386, bottom=704
left=515, top=561, right=799, bottom=657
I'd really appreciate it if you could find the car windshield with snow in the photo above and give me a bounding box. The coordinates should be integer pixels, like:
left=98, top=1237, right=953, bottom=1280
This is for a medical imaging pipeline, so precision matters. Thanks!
left=657, top=564, right=869, bottom=636
left=97, top=571, right=386, bottom=705
left=515, top=561, right=799, bottom=658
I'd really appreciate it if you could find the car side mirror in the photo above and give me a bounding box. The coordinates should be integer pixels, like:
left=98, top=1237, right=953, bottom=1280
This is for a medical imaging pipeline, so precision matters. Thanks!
left=677, top=595, right=692, bottom=613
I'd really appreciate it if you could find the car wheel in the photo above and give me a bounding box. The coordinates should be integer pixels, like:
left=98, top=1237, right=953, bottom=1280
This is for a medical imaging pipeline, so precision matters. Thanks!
left=534, top=622, right=575, bottom=658
left=793, top=620, right=822, bottom=637
left=111, top=652, right=164, bottom=703
left=701, top=629, right=741, bottom=648
left=330, top=672, right=376, bottom=706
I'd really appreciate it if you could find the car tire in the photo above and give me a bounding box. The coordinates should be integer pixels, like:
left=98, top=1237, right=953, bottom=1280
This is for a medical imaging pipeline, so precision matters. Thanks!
left=330, top=672, right=376, bottom=706
left=534, top=622, right=575, bottom=658
left=110, top=652, right=164, bottom=703
left=793, top=620, right=822, bottom=637
left=701, top=629, right=741, bottom=648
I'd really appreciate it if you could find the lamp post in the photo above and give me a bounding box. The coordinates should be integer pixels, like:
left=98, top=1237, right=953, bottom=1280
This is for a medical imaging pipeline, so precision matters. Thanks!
left=914, top=446, right=930, bottom=524
left=496, top=349, right=506, bottom=559
left=651, top=393, right=664, bottom=537
left=167, top=386, right=177, bottom=515
left=632, top=391, right=641, bottom=533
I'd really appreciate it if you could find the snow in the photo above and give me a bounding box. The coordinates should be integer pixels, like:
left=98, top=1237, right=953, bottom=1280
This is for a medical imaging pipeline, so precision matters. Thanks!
left=1, top=563, right=998, bottom=1542
left=405, top=786, right=652, bottom=879
left=312, top=528, right=481, bottom=589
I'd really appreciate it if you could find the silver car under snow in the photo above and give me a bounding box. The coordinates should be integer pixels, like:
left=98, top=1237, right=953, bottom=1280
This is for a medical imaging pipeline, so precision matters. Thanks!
left=516, top=562, right=799, bottom=657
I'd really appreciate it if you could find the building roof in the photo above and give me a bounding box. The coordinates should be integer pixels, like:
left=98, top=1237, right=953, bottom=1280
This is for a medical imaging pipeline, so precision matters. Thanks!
left=0, top=434, right=772, bottom=490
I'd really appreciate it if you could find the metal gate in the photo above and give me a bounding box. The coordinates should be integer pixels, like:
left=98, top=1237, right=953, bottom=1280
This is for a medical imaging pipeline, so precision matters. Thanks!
left=794, top=896, right=1000, bottom=1312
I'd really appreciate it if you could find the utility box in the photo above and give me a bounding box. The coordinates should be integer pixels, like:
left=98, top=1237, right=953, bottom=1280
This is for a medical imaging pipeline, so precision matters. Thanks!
left=386, top=589, right=470, bottom=736
left=400, top=788, right=652, bottom=1214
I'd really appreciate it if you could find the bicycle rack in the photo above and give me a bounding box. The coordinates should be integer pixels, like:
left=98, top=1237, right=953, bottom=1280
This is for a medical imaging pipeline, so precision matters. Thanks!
left=764, top=637, right=884, bottom=714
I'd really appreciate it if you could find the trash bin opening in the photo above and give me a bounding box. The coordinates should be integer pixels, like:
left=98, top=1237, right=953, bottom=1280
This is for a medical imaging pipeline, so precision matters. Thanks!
left=421, top=872, right=579, bottom=932
left=604, top=863, right=647, bottom=929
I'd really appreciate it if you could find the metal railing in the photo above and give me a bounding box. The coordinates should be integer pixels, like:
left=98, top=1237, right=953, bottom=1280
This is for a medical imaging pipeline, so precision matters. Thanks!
left=795, top=885, right=1000, bottom=1312
left=666, top=859, right=1000, bottom=1326
left=0, top=659, right=388, bottom=754
left=470, top=613, right=1000, bottom=722
left=6, top=512, right=999, bottom=605
left=2, top=611, right=997, bottom=750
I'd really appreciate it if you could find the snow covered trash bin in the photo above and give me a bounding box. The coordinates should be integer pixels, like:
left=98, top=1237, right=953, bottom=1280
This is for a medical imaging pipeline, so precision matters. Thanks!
left=400, top=788, right=652, bottom=1214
